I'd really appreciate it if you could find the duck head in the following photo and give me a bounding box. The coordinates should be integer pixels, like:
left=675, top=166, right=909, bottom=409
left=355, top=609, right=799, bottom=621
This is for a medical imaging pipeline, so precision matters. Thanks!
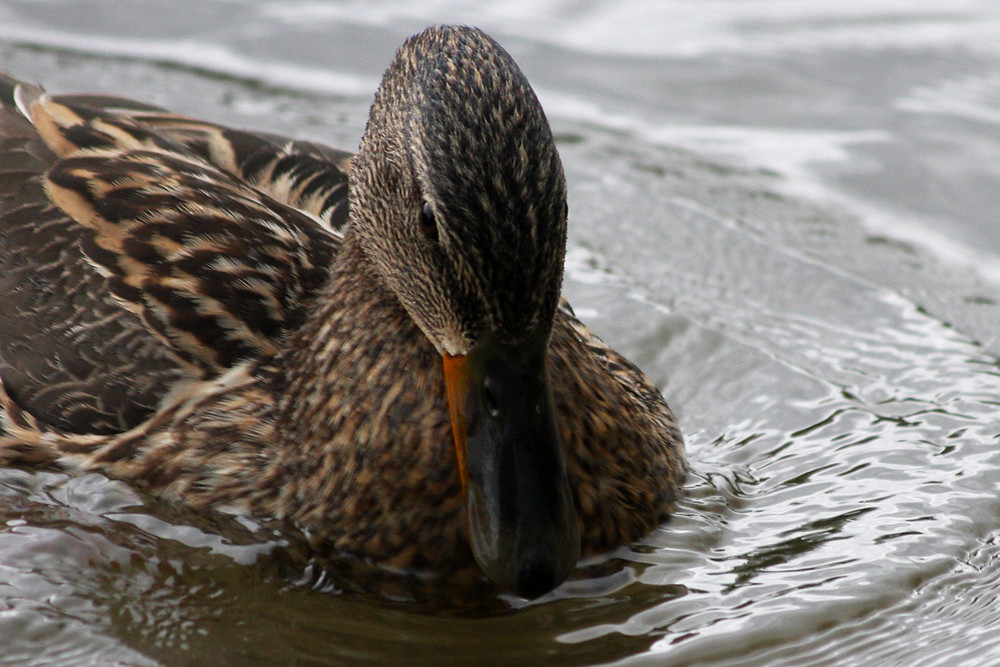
left=348, top=25, right=579, bottom=598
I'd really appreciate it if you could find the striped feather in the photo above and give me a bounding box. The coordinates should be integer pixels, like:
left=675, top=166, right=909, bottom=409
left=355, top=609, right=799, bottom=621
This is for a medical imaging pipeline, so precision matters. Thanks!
left=0, top=74, right=346, bottom=431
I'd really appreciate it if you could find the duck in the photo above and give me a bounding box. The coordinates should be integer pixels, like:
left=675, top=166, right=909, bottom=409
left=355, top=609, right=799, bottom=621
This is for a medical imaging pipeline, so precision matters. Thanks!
left=0, top=25, right=685, bottom=599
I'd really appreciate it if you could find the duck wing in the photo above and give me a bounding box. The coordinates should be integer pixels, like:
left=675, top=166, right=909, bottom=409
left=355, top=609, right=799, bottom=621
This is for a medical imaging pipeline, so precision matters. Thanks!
left=0, top=75, right=346, bottom=434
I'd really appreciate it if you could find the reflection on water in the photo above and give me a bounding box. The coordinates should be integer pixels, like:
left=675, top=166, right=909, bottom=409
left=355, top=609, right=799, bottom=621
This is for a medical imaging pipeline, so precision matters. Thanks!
left=2, top=0, right=1000, bottom=665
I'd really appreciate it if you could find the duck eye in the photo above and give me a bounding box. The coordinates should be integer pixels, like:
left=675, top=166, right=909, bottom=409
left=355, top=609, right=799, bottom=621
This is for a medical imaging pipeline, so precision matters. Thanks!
left=419, top=202, right=439, bottom=242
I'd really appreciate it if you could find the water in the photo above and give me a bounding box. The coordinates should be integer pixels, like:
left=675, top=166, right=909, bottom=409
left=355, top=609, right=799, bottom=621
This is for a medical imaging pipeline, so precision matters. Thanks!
left=1, top=1, right=1000, bottom=664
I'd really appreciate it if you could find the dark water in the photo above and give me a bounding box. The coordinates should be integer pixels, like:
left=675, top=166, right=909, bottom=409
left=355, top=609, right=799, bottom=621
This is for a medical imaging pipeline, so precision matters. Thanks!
left=2, top=1, right=1000, bottom=664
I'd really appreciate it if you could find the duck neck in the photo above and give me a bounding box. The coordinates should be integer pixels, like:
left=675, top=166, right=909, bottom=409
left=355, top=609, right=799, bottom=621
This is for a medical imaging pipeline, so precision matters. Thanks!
left=273, top=229, right=451, bottom=460
left=261, top=230, right=468, bottom=568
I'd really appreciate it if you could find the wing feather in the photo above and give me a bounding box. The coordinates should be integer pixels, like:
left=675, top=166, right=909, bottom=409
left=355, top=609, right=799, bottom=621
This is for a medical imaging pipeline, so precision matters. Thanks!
left=0, top=74, right=351, bottom=433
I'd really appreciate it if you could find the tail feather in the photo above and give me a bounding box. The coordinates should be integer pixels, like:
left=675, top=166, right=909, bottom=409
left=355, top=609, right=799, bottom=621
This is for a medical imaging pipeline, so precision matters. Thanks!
left=0, top=72, right=43, bottom=117
left=0, top=377, right=121, bottom=467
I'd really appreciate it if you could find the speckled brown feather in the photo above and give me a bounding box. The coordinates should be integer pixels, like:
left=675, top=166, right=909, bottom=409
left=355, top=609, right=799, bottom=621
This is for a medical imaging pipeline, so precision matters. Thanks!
left=0, top=26, right=685, bottom=588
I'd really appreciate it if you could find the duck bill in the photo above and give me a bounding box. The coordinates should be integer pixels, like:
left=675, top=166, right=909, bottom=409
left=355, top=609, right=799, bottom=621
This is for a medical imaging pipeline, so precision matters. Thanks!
left=444, top=332, right=580, bottom=598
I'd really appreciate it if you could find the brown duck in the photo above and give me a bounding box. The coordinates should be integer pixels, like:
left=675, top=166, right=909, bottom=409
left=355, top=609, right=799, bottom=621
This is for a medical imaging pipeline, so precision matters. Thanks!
left=0, top=25, right=685, bottom=598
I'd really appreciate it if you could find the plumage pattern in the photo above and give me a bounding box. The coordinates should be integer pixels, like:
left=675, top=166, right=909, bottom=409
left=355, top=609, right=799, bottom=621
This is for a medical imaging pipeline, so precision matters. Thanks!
left=0, top=26, right=685, bottom=594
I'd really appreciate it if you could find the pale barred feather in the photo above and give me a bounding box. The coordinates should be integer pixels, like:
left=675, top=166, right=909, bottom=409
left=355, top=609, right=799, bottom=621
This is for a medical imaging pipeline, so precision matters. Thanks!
left=0, top=73, right=344, bottom=429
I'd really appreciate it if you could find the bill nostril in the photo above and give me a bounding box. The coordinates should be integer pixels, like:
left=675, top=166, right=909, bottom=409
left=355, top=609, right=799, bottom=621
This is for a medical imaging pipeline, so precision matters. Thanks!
left=482, top=380, right=500, bottom=419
